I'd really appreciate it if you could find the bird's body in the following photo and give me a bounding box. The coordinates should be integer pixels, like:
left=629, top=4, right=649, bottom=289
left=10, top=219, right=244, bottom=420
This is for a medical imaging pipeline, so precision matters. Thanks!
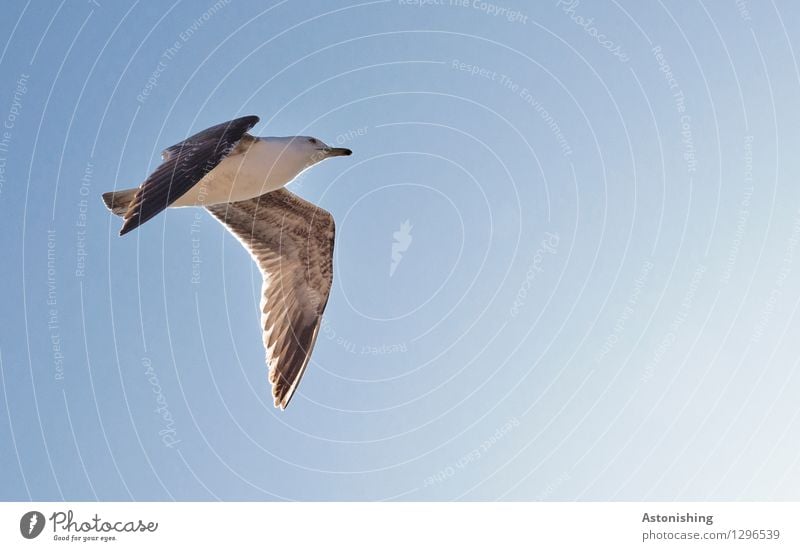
left=102, top=116, right=352, bottom=409
left=172, top=137, right=323, bottom=207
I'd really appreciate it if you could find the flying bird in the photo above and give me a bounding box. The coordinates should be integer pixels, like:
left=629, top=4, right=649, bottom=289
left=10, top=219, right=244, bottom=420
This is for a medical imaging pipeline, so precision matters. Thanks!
left=102, top=116, right=352, bottom=409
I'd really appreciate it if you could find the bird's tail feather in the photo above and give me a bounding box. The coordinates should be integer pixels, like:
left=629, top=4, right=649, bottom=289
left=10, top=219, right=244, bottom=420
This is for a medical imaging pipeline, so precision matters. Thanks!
left=101, top=188, right=137, bottom=217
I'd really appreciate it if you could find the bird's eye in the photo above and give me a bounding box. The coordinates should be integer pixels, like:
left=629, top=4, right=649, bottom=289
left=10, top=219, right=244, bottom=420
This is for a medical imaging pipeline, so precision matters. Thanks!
left=308, top=138, right=317, bottom=145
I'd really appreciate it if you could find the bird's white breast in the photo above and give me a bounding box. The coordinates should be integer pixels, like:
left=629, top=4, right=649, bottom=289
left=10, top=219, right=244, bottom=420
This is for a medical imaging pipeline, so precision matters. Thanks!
left=172, top=139, right=306, bottom=207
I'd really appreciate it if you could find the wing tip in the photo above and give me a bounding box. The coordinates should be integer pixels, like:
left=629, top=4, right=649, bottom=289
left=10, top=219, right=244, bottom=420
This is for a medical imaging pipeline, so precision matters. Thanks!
left=271, top=373, right=299, bottom=410
left=273, top=387, right=293, bottom=410
left=231, top=115, right=260, bottom=133
left=118, top=217, right=138, bottom=236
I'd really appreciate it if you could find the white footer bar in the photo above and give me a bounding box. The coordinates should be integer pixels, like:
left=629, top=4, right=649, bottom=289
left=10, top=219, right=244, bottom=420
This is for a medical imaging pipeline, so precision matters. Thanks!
left=1, top=502, right=797, bottom=550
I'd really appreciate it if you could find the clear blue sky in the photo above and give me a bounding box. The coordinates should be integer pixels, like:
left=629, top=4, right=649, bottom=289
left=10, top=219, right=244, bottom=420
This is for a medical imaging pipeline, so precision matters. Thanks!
left=2, top=0, right=800, bottom=501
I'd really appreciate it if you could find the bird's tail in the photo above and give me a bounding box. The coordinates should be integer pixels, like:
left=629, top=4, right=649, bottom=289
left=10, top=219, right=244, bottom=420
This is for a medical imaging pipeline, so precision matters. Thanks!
left=101, top=188, right=137, bottom=217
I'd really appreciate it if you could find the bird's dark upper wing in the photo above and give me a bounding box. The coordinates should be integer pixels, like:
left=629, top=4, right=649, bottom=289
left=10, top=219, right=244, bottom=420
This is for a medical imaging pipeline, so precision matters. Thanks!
left=119, top=115, right=260, bottom=235
left=206, top=188, right=335, bottom=409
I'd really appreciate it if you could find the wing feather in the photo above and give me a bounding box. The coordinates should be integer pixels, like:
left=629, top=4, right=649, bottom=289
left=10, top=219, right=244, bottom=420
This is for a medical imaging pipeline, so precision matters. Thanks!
left=207, top=188, right=335, bottom=409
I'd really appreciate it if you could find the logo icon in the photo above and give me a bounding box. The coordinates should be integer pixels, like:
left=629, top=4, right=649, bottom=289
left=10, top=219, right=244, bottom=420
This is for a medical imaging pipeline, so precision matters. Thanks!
left=20, top=511, right=45, bottom=539
left=390, top=220, right=413, bottom=277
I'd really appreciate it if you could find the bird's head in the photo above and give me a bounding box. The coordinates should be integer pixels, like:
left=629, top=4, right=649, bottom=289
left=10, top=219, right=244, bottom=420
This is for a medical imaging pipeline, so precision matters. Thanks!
left=287, top=136, right=352, bottom=169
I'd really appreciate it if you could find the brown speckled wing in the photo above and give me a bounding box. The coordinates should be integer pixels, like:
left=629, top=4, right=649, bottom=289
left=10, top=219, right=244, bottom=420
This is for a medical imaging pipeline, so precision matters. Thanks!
left=207, top=188, right=335, bottom=409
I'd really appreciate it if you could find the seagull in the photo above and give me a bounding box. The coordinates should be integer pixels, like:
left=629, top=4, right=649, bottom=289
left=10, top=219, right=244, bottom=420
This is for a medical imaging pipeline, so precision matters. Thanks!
left=102, top=115, right=352, bottom=409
